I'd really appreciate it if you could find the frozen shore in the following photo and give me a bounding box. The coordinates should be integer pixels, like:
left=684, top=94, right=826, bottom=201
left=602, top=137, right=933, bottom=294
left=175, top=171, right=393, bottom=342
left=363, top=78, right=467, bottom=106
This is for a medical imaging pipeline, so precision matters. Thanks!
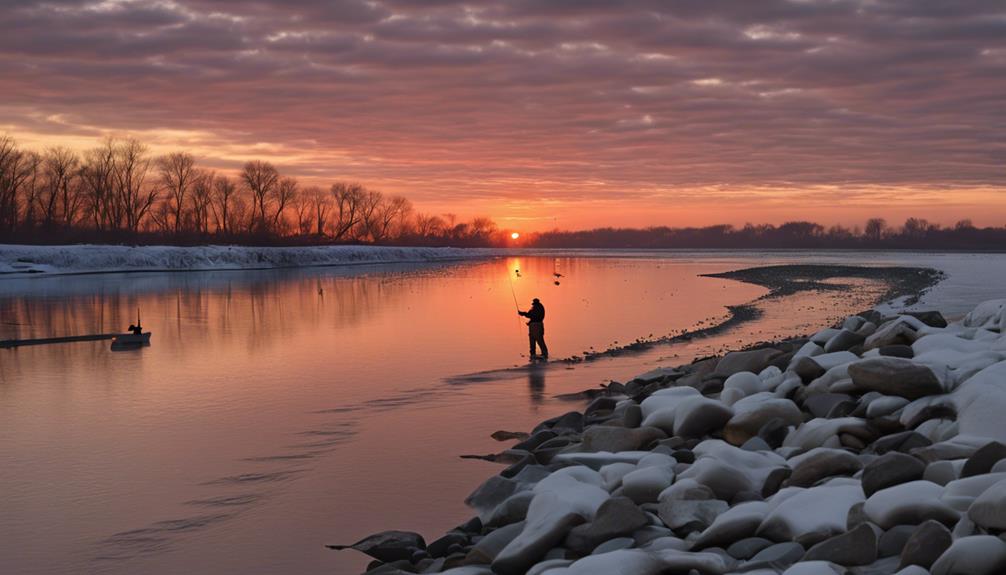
left=332, top=272, right=1006, bottom=574
left=0, top=244, right=502, bottom=276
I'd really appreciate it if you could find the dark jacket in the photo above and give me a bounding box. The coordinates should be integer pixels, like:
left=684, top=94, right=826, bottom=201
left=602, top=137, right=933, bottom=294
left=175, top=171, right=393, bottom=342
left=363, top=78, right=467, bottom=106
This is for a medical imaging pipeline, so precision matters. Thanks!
left=520, top=302, right=545, bottom=323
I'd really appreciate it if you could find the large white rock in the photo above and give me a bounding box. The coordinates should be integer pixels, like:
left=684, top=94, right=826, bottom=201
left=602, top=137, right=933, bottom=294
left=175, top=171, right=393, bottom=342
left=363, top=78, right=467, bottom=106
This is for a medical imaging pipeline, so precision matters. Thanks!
left=693, top=501, right=769, bottom=548
left=863, top=480, right=959, bottom=529
left=758, top=480, right=864, bottom=543
left=782, top=417, right=872, bottom=451
left=967, top=477, right=1006, bottom=530
left=962, top=299, right=1006, bottom=331
left=930, top=535, right=1006, bottom=575
left=941, top=472, right=1006, bottom=512
left=679, top=440, right=787, bottom=499
left=953, top=360, right=1006, bottom=443
left=620, top=466, right=675, bottom=504
left=537, top=549, right=666, bottom=575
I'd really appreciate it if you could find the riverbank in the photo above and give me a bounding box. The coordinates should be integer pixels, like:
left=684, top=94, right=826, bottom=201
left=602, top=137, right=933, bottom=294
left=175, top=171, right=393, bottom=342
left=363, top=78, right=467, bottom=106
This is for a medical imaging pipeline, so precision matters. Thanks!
left=332, top=271, right=1006, bottom=574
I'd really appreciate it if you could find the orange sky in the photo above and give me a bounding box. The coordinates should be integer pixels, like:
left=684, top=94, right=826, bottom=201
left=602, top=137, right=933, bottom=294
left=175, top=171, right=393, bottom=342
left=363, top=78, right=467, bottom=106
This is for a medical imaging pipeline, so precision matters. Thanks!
left=2, top=1, right=1003, bottom=231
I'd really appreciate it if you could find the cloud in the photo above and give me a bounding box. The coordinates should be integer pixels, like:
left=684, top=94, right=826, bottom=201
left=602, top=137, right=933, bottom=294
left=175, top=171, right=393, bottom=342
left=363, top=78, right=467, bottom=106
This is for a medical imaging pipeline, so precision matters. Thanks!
left=0, top=0, right=1003, bottom=226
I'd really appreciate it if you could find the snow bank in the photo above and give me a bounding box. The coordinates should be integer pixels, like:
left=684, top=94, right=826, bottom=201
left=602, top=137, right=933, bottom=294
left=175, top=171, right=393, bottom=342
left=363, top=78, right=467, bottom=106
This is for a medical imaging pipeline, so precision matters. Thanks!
left=0, top=244, right=502, bottom=276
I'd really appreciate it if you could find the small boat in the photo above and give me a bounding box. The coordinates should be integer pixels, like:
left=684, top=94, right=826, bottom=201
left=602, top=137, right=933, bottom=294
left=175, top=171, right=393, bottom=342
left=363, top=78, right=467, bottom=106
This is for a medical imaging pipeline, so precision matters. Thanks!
left=112, top=332, right=151, bottom=346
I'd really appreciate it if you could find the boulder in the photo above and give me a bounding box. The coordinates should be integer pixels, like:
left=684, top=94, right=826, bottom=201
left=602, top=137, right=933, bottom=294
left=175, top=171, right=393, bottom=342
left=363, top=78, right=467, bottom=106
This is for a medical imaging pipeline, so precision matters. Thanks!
left=621, top=466, right=675, bottom=504
left=327, top=530, right=426, bottom=563
left=848, top=358, right=943, bottom=400
left=824, top=329, right=866, bottom=353
left=786, top=448, right=863, bottom=488
left=899, top=520, right=952, bottom=570
left=967, top=477, right=1006, bottom=530
left=563, top=496, right=649, bottom=555
left=929, top=535, right=1006, bottom=575
left=744, top=541, right=805, bottom=570
left=802, top=522, right=878, bottom=566
left=878, top=524, right=916, bottom=557
left=861, top=452, right=926, bottom=497
left=727, top=537, right=773, bottom=560
left=657, top=499, right=728, bottom=533
left=466, top=522, right=525, bottom=564
left=580, top=426, right=665, bottom=453
left=863, top=480, right=960, bottom=529
left=715, top=348, right=785, bottom=377
left=724, top=395, right=803, bottom=446
left=905, top=311, right=948, bottom=328
left=961, top=441, right=1006, bottom=478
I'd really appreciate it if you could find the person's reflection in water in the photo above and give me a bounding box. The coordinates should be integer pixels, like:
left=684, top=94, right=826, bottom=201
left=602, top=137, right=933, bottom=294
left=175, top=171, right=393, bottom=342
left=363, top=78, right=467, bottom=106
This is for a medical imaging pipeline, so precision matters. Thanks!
left=527, top=364, right=545, bottom=404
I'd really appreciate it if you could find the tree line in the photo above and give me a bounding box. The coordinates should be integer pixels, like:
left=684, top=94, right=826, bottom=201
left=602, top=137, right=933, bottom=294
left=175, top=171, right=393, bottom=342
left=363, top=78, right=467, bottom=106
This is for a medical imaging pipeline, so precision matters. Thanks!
left=0, top=135, right=504, bottom=246
left=532, top=218, right=1006, bottom=250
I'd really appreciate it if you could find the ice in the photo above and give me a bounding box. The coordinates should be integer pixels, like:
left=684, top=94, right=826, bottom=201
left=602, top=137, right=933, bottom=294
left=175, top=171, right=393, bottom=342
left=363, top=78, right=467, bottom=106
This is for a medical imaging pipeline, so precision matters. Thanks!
left=0, top=244, right=499, bottom=276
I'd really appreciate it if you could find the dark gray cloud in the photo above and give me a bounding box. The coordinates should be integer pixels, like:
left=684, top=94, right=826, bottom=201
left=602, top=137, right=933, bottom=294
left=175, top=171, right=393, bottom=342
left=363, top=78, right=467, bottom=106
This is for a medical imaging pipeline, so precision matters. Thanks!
left=0, top=0, right=1003, bottom=226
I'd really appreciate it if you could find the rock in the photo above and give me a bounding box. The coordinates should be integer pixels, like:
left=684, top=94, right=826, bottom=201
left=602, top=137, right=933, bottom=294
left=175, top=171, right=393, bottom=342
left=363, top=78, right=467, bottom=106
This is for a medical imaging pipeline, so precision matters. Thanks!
left=563, top=496, right=650, bottom=555
left=672, top=399, right=734, bottom=438
left=485, top=491, right=535, bottom=528
left=427, top=532, right=469, bottom=558
left=803, top=393, right=854, bottom=419
left=758, top=483, right=865, bottom=545
left=967, top=478, right=1006, bottom=530
left=846, top=501, right=868, bottom=530
left=869, top=431, right=931, bottom=455
left=727, top=537, right=773, bottom=560
left=465, top=476, right=523, bottom=521
left=786, top=448, right=863, bottom=488
left=327, top=530, right=427, bottom=563
left=693, top=501, right=768, bottom=548
left=492, top=430, right=530, bottom=442
left=758, top=418, right=792, bottom=448
left=724, top=395, right=803, bottom=446
left=658, top=477, right=715, bottom=501
left=879, top=344, right=914, bottom=358
left=848, top=358, right=944, bottom=400
left=591, top=537, right=634, bottom=555
left=863, top=480, right=960, bottom=529
left=580, top=425, right=665, bottom=453
left=492, top=511, right=584, bottom=574
left=716, top=348, right=785, bottom=377
left=741, top=437, right=773, bottom=452
left=744, top=541, right=805, bottom=570
left=545, top=549, right=668, bottom=575
left=621, top=466, right=675, bottom=504
left=824, top=329, right=866, bottom=353
left=465, top=522, right=525, bottom=564
left=878, top=525, right=916, bottom=557
left=657, top=499, right=728, bottom=532
left=961, top=441, right=1006, bottom=478
left=622, top=404, right=643, bottom=428
left=802, top=522, right=878, bottom=566
left=525, top=559, right=572, bottom=575
left=864, top=319, right=919, bottom=350
left=782, top=561, right=844, bottom=575
left=924, top=460, right=959, bottom=486
left=905, top=311, right=948, bottom=328
left=929, top=535, right=1006, bottom=575
left=861, top=452, right=926, bottom=497
left=793, top=356, right=827, bottom=382
left=899, top=519, right=952, bottom=570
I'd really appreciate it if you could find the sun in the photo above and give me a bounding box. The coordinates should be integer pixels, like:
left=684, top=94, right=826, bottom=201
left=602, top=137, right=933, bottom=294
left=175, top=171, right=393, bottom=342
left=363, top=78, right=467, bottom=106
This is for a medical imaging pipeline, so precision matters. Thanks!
left=511, top=232, right=520, bottom=240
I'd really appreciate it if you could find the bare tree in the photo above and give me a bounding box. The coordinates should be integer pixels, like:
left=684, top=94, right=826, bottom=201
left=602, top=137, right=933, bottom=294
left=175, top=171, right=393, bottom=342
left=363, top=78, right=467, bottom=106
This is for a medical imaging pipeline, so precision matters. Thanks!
left=190, top=169, right=214, bottom=234
left=0, top=136, right=39, bottom=233
left=329, top=182, right=365, bottom=241
left=864, top=218, right=887, bottom=242
left=80, top=138, right=117, bottom=231
left=308, top=186, right=330, bottom=236
left=39, top=147, right=82, bottom=229
left=273, top=176, right=297, bottom=232
left=294, top=186, right=322, bottom=236
left=211, top=174, right=238, bottom=235
left=358, top=188, right=385, bottom=242
left=414, top=212, right=446, bottom=238
left=158, top=152, right=198, bottom=234
left=114, top=139, right=156, bottom=233
left=241, top=160, right=279, bottom=233
left=368, top=195, right=412, bottom=243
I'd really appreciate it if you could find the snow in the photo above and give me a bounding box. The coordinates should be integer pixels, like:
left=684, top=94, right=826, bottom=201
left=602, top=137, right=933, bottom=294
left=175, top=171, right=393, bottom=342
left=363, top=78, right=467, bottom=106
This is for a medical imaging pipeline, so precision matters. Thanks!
left=0, top=244, right=500, bottom=276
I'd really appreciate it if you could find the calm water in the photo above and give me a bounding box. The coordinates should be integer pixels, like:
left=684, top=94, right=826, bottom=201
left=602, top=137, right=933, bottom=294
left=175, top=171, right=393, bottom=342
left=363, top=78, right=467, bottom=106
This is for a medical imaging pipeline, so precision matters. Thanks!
left=0, top=251, right=1000, bottom=574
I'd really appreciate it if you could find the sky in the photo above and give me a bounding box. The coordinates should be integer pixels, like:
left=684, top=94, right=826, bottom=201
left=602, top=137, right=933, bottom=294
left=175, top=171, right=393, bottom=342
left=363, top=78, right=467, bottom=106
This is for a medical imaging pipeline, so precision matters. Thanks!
left=1, top=0, right=1004, bottom=231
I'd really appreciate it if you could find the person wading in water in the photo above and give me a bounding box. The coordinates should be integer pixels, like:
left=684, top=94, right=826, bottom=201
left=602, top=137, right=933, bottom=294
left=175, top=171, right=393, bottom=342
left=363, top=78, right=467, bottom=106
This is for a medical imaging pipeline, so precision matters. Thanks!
left=518, top=298, right=548, bottom=360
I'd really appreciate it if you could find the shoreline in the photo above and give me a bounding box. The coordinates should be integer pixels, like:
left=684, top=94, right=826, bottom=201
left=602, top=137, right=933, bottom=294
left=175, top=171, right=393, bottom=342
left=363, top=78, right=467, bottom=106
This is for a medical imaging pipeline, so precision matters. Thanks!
left=327, top=264, right=1006, bottom=575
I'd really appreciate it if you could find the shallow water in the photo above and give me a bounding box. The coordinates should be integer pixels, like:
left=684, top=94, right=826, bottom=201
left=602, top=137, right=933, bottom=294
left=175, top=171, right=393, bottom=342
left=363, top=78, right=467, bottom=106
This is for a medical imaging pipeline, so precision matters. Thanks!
left=0, top=251, right=1002, bottom=575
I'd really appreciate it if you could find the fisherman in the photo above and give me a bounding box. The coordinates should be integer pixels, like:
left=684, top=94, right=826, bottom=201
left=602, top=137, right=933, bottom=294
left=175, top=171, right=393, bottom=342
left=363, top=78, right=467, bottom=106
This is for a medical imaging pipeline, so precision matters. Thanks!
left=127, top=323, right=142, bottom=335
left=518, top=298, right=548, bottom=359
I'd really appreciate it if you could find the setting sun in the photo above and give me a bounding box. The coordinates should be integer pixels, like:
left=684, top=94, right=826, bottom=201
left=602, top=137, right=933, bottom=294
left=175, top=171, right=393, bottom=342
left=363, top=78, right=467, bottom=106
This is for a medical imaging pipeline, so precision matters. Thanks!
left=511, top=232, right=520, bottom=240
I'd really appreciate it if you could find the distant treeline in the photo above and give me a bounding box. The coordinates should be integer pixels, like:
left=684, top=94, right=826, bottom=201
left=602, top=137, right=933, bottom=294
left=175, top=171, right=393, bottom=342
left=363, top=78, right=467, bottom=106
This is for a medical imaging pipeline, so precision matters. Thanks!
left=0, top=135, right=504, bottom=247
left=533, top=219, right=1006, bottom=250
left=2, top=134, right=1004, bottom=250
